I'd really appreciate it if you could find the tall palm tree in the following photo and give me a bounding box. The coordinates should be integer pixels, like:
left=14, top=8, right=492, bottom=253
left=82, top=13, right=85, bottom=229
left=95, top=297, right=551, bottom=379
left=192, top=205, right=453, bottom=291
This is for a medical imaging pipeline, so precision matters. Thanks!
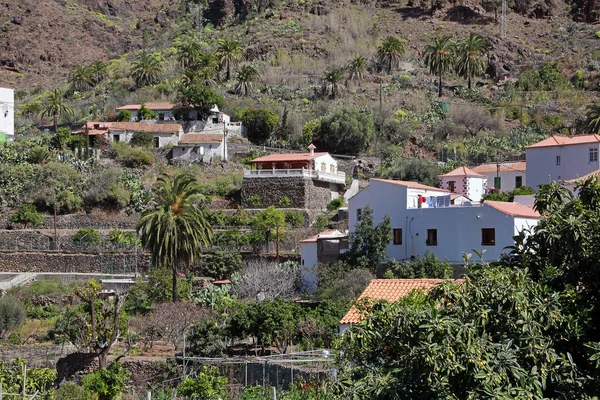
left=585, top=102, right=600, bottom=133
left=177, top=40, right=202, bottom=70
left=181, top=68, right=217, bottom=88
left=234, top=65, right=260, bottom=96
left=346, top=55, right=368, bottom=85
left=137, top=173, right=212, bottom=302
left=455, top=33, right=488, bottom=89
left=68, top=66, right=93, bottom=92
left=131, top=53, right=164, bottom=87
left=215, top=39, right=243, bottom=81
left=88, top=61, right=108, bottom=85
left=424, top=35, right=456, bottom=97
left=377, top=36, right=406, bottom=73
left=40, top=89, right=75, bottom=132
left=322, top=69, right=346, bottom=100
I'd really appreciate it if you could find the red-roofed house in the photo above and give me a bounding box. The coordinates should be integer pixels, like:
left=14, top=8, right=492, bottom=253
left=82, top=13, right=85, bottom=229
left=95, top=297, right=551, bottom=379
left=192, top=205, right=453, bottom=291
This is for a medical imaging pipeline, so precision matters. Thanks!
left=471, top=161, right=527, bottom=192
left=300, top=229, right=348, bottom=293
left=73, top=121, right=183, bottom=148
left=526, top=134, right=600, bottom=189
left=172, top=134, right=226, bottom=162
left=339, top=279, right=461, bottom=332
left=241, top=145, right=347, bottom=209
left=439, top=166, right=487, bottom=202
left=347, top=178, right=540, bottom=264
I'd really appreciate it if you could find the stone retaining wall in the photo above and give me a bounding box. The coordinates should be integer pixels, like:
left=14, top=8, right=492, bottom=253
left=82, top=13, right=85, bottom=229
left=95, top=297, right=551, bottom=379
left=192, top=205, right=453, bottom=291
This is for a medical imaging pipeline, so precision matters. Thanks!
left=0, top=211, right=140, bottom=231
left=0, top=251, right=149, bottom=273
left=240, top=176, right=332, bottom=210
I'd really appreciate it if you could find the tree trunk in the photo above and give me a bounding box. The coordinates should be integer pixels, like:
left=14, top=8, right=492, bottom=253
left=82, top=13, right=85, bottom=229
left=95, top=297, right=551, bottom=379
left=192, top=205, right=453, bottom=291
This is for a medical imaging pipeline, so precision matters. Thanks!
left=468, top=73, right=472, bottom=89
left=172, top=259, right=179, bottom=302
left=97, top=350, right=108, bottom=369
left=438, top=72, right=443, bottom=97
left=388, top=57, right=392, bottom=74
left=53, top=113, right=58, bottom=132
left=226, top=60, right=231, bottom=81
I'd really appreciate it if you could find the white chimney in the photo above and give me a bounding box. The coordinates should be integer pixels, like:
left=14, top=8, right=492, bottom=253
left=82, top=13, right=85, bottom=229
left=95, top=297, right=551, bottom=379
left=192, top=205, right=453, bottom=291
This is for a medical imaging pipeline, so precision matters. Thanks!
left=308, top=143, right=316, bottom=156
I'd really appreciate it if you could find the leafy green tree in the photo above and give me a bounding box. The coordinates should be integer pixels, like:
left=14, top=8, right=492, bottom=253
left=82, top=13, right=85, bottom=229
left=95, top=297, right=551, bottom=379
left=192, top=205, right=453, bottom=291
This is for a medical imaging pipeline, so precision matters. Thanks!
left=176, top=84, right=226, bottom=120
left=84, top=168, right=131, bottom=210
left=386, top=251, right=452, bottom=278
left=517, top=62, right=569, bottom=92
left=10, top=203, right=44, bottom=228
left=131, top=53, right=163, bottom=86
left=68, top=66, right=93, bottom=92
left=53, top=127, right=72, bottom=151
left=321, top=68, right=346, bottom=100
left=181, top=67, right=218, bottom=88
left=187, top=318, right=226, bottom=357
left=242, top=299, right=303, bottom=353
left=88, top=61, right=108, bottom=85
left=177, top=39, right=203, bottom=69
left=137, top=173, right=212, bottom=301
left=455, top=32, right=487, bottom=89
left=204, top=249, right=243, bottom=279
left=177, top=366, right=228, bottom=400
left=41, top=89, right=75, bottom=132
left=314, top=106, right=375, bottom=154
left=346, top=55, right=368, bottom=84
left=251, top=206, right=286, bottom=252
left=334, top=265, right=591, bottom=398
left=240, top=107, right=279, bottom=144
left=424, top=35, right=456, bottom=97
left=16, top=100, right=43, bottom=123
left=377, top=36, right=406, bottom=73
left=130, top=131, right=154, bottom=147
left=0, top=359, right=55, bottom=398
left=82, top=361, right=131, bottom=400
left=116, top=110, right=132, bottom=122
left=0, top=297, right=24, bottom=339
left=234, top=64, right=260, bottom=96
left=584, top=102, right=600, bottom=134
left=72, top=228, right=103, bottom=247
left=344, top=206, right=391, bottom=271
left=215, top=38, right=243, bottom=81
left=138, top=104, right=157, bottom=120
left=381, top=156, right=441, bottom=187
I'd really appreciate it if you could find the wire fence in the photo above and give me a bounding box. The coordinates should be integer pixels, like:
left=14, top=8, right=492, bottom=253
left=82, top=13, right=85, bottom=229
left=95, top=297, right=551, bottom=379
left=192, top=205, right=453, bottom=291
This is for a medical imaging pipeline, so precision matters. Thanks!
left=0, top=345, right=75, bottom=369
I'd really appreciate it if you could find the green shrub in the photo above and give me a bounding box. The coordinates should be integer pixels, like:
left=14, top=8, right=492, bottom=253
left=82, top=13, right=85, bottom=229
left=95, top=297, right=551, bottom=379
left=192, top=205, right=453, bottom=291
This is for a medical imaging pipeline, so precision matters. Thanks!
left=327, top=197, right=345, bottom=212
left=0, top=297, right=24, bottom=339
left=204, top=250, right=243, bottom=280
left=72, top=228, right=103, bottom=247
left=279, top=196, right=291, bottom=207
left=387, top=251, right=453, bottom=278
left=84, top=169, right=132, bottom=210
left=247, top=194, right=261, bottom=207
left=108, top=229, right=140, bottom=248
left=285, top=210, right=305, bottom=227
left=111, top=142, right=155, bottom=168
left=10, top=203, right=44, bottom=228
left=314, top=214, right=329, bottom=231
left=53, top=382, right=86, bottom=400
left=116, top=110, right=132, bottom=122
left=314, top=106, right=375, bottom=154
left=129, top=131, right=154, bottom=147
left=137, top=104, right=157, bottom=120
left=177, top=366, right=228, bottom=400
left=83, top=361, right=131, bottom=400
left=240, top=108, right=280, bottom=145
left=187, top=318, right=226, bottom=357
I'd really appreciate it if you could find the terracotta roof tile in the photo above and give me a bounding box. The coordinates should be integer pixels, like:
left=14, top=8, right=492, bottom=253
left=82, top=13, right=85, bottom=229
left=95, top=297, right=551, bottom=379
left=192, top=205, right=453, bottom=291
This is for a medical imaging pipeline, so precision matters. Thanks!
left=74, top=121, right=182, bottom=135
left=340, top=279, right=459, bottom=325
left=439, top=165, right=485, bottom=178
left=250, top=152, right=329, bottom=163
left=371, top=178, right=450, bottom=193
left=179, top=134, right=224, bottom=144
left=471, top=161, right=526, bottom=174
left=484, top=201, right=541, bottom=219
left=116, top=102, right=176, bottom=111
left=299, top=229, right=346, bottom=243
left=526, top=134, right=600, bottom=149
left=564, top=169, right=600, bottom=184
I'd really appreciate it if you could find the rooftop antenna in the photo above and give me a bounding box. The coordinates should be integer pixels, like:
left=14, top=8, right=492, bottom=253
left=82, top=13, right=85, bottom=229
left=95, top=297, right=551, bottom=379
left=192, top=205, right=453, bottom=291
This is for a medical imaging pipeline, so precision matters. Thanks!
left=501, top=0, right=507, bottom=39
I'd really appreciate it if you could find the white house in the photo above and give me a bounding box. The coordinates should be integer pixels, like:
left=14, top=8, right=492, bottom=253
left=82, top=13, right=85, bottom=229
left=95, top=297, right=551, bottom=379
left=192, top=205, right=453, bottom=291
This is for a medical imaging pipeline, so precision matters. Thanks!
left=471, top=161, right=527, bottom=192
left=299, top=229, right=348, bottom=294
left=116, top=102, right=179, bottom=121
left=0, top=87, right=14, bottom=142
left=347, top=178, right=541, bottom=264
left=439, top=166, right=487, bottom=202
left=172, top=134, right=226, bottom=162
left=526, top=134, right=600, bottom=189
left=74, top=121, right=183, bottom=148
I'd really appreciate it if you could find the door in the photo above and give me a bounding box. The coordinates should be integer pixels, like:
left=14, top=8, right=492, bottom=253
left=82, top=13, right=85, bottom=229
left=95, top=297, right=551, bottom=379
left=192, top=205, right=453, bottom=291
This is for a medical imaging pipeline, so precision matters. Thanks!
left=153, top=137, right=160, bottom=148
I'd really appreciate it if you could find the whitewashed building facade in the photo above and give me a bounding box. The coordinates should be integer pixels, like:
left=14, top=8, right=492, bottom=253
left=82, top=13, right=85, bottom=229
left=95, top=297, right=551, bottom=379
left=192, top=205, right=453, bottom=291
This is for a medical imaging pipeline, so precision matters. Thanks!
left=0, top=87, right=14, bottom=142
left=439, top=166, right=487, bottom=202
left=472, top=161, right=527, bottom=192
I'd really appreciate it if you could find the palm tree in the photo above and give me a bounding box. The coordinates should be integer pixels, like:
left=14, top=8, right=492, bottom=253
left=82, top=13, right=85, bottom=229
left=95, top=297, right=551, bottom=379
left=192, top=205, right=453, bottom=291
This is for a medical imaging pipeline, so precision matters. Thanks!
left=16, top=101, right=42, bottom=123
left=234, top=65, right=260, bottom=96
left=137, top=173, right=212, bottom=302
left=181, top=68, right=217, bottom=88
left=346, top=55, right=368, bottom=85
left=322, top=69, right=346, bottom=100
left=88, top=61, right=108, bottom=85
left=29, top=146, right=51, bottom=165
left=68, top=66, right=92, bottom=92
left=131, top=53, right=164, bottom=87
left=424, top=35, right=456, bottom=97
left=177, top=40, right=202, bottom=70
left=377, top=36, right=406, bottom=73
left=40, top=89, right=74, bottom=131
left=215, top=39, right=243, bottom=81
left=455, top=33, right=488, bottom=89
left=585, top=102, right=600, bottom=133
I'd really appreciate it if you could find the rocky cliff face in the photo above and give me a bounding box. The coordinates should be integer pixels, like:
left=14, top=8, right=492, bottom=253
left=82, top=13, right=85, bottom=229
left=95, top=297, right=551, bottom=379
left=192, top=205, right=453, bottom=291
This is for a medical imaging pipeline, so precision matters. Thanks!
left=0, top=0, right=180, bottom=88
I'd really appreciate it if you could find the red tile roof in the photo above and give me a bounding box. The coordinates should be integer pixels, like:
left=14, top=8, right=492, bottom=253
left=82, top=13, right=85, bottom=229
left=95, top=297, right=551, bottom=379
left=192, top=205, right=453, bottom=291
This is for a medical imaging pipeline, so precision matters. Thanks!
left=179, top=134, right=224, bottom=145
left=484, top=201, right=541, bottom=219
left=108, top=122, right=181, bottom=134
left=250, top=152, right=329, bottom=163
left=564, top=170, right=600, bottom=184
left=471, top=161, right=526, bottom=174
left=372, top=178, right=450, bottom=193
left=340, top=279, right=460, bottom=325
left=525, top=134, right=600, bottom=149
left=450, top=193, right=470, bottom=201
left=439, top=165, right=485, bottom=178
left=299, top=229, right=346, bottom=243
left=116, top=102, right=176, bottom=111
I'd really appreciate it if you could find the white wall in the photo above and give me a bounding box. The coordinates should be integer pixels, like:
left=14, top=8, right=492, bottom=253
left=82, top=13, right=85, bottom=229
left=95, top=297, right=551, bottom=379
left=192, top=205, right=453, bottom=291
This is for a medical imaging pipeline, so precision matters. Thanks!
left=300, top=242, right=319, bottom=294
left=481, top=171, right=525, bottom=192
left=173, top=143, right=224, bottom=160
left=466, top=177, right=486, bottom=202
left=313, top=154, right=338, bottom=174
left=0, top=87, right=14, bottom=141
left=110, top=130, right=181, bottom=148
left=527, top=144, right=600, bottom=189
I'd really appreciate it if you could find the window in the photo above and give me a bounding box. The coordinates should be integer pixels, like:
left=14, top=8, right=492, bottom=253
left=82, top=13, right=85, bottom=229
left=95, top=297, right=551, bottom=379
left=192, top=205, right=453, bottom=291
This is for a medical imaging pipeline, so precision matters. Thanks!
left=212, top=117, right=219, bottom=124
left=515, top=176, right=523, bottom=188
left=448, top=181, right=456, bottom=193
left=494, top=176, right=501, bottom=190
left=112, top=135, right=119, bottom=142
left=153, top=137, right=160, bottom=148
left=321, top=162, right=326, bottom=172
left=556, top=155, right=561, bottom=166
left=330, top=165, right=335, bottom=173
left=357, top=208, right=362, bottom=221
left=591, top=148, right=598, bottom=162
left=426, top=229, right=437, bottom=246
left=482, top=228, right=496, bottom=245
left=393, top=229, right=402, bottom=245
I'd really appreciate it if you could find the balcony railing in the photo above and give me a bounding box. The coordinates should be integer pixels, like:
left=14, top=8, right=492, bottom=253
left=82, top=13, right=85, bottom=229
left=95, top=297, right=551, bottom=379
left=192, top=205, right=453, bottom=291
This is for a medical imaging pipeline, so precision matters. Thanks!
left=244, top=168, right=346, bottom=184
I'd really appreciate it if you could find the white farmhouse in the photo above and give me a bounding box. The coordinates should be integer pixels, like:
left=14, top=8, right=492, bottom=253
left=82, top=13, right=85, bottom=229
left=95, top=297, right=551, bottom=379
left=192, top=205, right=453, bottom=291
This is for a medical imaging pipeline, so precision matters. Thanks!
left=172, top=134, right=226, bottom=162
left=526, top=134, right=600, bottom=189
left=299, top=229, right=348, bottom=294
left=115, top=102, right=179, bottom=121
left=439, top=165, right=487, bottom=202
left=73, top=121, right=183, bottom=148
left=471, top=161, right=527, bottom=192
left=0, top=87, right=14, bottom=142
left=347, top=178, right=540, bottom=264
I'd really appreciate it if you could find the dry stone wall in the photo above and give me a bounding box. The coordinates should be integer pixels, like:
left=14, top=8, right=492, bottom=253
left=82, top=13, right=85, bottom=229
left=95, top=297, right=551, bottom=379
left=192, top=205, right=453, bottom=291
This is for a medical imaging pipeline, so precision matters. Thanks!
left=0, top=251, right=149, bottom=273
left=240, top=177, right=332, bottom=210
